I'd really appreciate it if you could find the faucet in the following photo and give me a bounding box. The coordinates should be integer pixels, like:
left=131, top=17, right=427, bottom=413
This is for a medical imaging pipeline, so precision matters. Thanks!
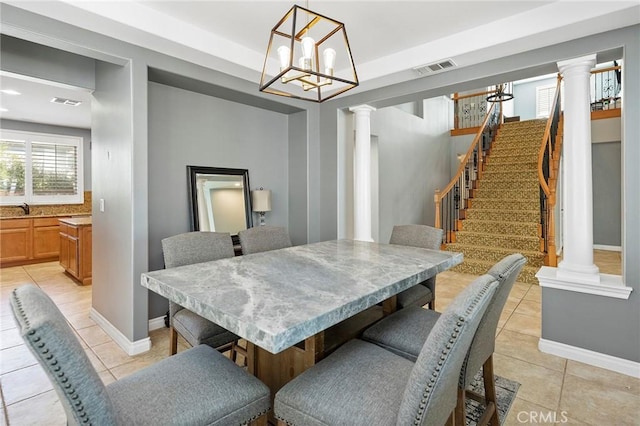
left=19, top=203, right=30, bottom=215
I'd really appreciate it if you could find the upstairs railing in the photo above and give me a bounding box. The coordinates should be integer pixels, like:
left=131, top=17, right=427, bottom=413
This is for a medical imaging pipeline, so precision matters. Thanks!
left=451, top=90, right=496, bottom=134
left=435, top=100, right=501, bottom=244
left=538, top=74, right=563, bottom=266
left=590, top=64, right=622, bottom=113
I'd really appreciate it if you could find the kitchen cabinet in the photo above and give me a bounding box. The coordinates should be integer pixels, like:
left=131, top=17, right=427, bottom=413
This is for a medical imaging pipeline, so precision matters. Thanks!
left=59, top=217, right=92, bottom=285
left=0, top=219, right=32, bottom=264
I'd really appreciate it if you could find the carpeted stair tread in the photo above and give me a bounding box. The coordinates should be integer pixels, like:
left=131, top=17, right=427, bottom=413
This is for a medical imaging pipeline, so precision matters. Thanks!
left=445, top=243, right=545, bottom=268
left=478, top=180, right=540, bottom=191
left=449, top=258, right=541, bottom=284
left=487, top=155, right=539, bottom=164
left=460, top=220, right=539, bottom=235
left=456, top=231, right=539, bottom=252
left=474, top=188, right=540, bottom=199
left=465, top=209, right=540, bottom=223
left=470, top=199, right=540, bottom=211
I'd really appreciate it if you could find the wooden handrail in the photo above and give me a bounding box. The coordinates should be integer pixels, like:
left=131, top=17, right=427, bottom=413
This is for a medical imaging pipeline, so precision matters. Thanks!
left=452, top=90, right=495, bottom=101
left=437, top=102, right=498, bottom=198
left=591, top=65, right=621, bottom=74
left=538, top=74, right=563, bottom=198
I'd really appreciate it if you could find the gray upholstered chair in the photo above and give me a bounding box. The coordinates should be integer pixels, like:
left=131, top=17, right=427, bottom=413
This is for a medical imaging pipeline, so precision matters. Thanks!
left=362, top=253, right=527, bottom=426
left=390, top=224, right=444, bottom=310
left=10, top=284, right=270, bottom=426
left=162, top=232, right=239, bottom=356
left=274, top=274, right=499, bottom=426
left=238, top=225, right=292, bottom=255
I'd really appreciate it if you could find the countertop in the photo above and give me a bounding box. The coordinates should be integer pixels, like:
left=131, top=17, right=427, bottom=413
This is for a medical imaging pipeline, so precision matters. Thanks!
left=59, top=216, right=92, bottom=226
left=1, top=213, right=91, bottom=220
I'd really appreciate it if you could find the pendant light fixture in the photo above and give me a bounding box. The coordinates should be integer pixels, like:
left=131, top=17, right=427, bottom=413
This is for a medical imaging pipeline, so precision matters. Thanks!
left=486, top=82, right=514, bottom=102
left=259, top=4, right=359, bottom=102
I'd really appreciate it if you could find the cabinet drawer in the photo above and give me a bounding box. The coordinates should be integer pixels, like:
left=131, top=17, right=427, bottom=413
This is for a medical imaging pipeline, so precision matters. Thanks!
left=1, top=219, right=31, bottom=229
left=67, top=226, right=79, bottom=238
left=34, top=217, right=66, bottom=227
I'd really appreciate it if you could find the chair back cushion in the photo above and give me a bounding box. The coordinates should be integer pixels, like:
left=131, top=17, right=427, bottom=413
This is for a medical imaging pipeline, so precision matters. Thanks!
left=161, top=231, right=234, bottom=268
left=238, top=226, right=292, bottom=254
left=389, top=225, right=443, bottom=250
left=397, top=275, right=498, bottom=426
left=162, top=232, right=235, bottom=317
left=460, top=253, right=527, bottom=386
left=10, top=284, right=119, bottom=426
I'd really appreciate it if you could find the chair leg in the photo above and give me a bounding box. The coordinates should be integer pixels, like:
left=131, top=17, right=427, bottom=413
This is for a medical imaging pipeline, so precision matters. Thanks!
left=169, top=326, right=178, bottom=356
left=445, top=412, right=455, bottom=426
left=482, top=355, right=500, bottom=426
left=455, top=386, right=466, bottom=426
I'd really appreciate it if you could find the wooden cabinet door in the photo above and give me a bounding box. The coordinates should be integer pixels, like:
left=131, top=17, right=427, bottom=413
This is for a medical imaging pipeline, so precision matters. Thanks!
left=68, top=236, right=79, bottom=278
left=0, top=219, right=32, bottom=264
left=34, top=218, right=67, bottom=260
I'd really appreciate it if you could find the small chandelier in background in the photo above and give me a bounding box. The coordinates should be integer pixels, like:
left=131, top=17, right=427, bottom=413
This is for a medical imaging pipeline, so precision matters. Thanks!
left=259, top=5, right=358, bottom=102
left=486, top=82, right=514, bottom=102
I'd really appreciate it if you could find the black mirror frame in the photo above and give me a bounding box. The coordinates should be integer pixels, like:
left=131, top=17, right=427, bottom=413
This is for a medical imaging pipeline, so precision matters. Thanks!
left=187, top=165, right=253, bottom=245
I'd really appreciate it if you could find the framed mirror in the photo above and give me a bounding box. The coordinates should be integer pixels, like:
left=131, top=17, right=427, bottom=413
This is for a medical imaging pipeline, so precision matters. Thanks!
left=187, top=166, right=252, bottom=245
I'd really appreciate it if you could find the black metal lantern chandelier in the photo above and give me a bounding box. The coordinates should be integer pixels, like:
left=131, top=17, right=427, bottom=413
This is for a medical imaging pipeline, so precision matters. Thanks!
left=259, top=5, right=359, bottom=102
left=486, top=82, right=514, bottom=103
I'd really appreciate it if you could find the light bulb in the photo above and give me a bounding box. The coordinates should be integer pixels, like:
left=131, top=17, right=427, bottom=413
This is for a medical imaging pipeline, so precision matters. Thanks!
left=323, top=48, right=336, bottom=76
left=300, top=36, right=315, bottom=70
left=277, top=45, right=291, bottom=69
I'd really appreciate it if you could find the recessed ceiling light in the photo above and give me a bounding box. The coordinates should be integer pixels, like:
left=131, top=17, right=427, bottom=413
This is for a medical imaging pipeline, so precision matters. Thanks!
left=0, top=89, right=21, bottom=95
left=50, top=97, right=82, bottom=106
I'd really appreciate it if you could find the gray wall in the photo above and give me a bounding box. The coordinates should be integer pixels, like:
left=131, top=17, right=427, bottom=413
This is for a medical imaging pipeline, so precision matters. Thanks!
left=513, top=76, right=557, bottom=120
left=0, top=119, right=92, bottom=190
left=375, top=96, right=452, bottom=243
left=147, top=82, right=289, bottom=318
left=592, top=141, right=621, bottom=247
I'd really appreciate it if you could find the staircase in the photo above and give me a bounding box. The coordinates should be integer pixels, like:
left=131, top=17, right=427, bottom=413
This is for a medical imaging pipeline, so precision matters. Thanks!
left=445, top=119, right=547, bottom=284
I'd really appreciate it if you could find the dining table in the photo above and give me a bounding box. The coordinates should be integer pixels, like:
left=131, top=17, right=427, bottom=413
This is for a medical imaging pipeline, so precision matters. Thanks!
left=141, top=239, right=462, bottom=418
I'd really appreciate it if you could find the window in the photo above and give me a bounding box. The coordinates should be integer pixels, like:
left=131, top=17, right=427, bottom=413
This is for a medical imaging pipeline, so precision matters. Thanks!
left=0, top=129, right=84, bottom=205
left=536, top=84, right=556, bottom=118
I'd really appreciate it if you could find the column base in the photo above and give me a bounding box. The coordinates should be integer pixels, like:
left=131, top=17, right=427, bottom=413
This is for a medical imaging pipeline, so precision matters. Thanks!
left=536, top=266, right=632, bottom=299
left=353, top=236, right=374, bottom=242
left=557, top=260, right=600, bottom=284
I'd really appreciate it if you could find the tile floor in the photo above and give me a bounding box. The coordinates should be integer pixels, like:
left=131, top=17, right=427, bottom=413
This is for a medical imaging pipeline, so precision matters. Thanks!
left=1, top=252, right=637, bottom=425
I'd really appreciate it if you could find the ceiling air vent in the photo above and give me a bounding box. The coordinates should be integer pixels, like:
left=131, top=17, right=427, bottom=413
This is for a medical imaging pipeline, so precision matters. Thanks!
left=413, top=59, right=457, bottom=76
left=50, top=97, right=82, bottom=106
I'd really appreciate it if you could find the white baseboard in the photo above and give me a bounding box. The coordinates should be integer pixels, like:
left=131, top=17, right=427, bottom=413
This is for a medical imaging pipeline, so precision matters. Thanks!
left=593, top=244, right=622, bottom=252
left=148, top=316, right=166, bottom=331
left=539, top=338, right=640, bottom=378
left=89, top=308, right=151, bottom=356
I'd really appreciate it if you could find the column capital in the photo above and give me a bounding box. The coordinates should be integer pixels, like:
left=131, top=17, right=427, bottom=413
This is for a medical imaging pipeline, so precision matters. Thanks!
left=349, top=104, right=376, bottom=114
left=557, top=54, right=596, bottom=74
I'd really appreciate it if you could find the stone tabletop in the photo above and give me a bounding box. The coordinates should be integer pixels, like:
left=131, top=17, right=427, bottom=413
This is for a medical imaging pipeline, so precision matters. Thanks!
left=141, top=239, right=462, bottom=354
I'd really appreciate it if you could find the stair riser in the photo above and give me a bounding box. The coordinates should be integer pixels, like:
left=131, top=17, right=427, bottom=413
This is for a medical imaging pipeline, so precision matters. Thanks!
left=482, top=170, right=539, bottom=180
left=491, top=146, right=540, bottom=156
left=484, top=162, right=537, bottom=173
left=445, top=244, right=545, bottom=268
left=478, top=180, right=539, bottom=191
left=461, top=221, right=539, bottom=236
left=456, top=233, right=540, bottom=251
left=488, top=156, right=539, bottom=164
left=474, top=188, right=540, bottom=200
left=470, top=199, right=540, bottom=211
left=452, top=263, right=540, bottom=284
left=465, top=210, right=540, bottom=223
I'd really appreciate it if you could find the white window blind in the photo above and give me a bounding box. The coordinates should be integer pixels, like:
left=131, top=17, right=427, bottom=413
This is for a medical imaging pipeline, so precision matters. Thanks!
left=0, top=130, right=83, bottom=205
left=536, top=84, right=556, bottom=118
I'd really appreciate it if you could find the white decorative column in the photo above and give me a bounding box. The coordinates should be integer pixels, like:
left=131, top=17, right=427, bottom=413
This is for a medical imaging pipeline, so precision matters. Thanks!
left=556, top=54, right=600, bottom=284
left=349, top=105, right=376, bottom=242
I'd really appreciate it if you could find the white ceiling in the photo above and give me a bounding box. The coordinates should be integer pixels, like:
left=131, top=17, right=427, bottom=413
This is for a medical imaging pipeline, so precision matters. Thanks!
left=1, top=0, right=639, bottom=129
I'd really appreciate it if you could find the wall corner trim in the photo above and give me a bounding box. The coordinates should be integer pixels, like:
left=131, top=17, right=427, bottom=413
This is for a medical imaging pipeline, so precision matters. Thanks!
left=536, top=266, right=632, bottom=299
left=89, top=307, right=151, bottom=355
left=539, top=338, right=640, bottom=378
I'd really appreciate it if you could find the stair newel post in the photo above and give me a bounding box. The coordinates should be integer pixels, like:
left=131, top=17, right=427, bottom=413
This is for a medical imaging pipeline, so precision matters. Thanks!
left=434, top=190, right=441, bottom=230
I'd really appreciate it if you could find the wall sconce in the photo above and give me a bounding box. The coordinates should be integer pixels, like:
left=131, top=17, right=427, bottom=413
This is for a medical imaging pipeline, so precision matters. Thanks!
left=251, top=188, right=272, bottom=226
